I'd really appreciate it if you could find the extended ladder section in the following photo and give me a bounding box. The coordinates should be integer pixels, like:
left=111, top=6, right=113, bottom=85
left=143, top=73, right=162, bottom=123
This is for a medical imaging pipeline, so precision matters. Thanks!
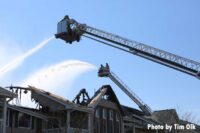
left=98, top=64, right=152, bottom=116
left=55, top=15, right=200, bottom=79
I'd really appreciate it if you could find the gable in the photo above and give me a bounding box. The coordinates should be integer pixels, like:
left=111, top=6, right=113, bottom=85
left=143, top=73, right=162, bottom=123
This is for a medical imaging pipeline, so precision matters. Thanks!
left=88, top=85, right=124, bottom=115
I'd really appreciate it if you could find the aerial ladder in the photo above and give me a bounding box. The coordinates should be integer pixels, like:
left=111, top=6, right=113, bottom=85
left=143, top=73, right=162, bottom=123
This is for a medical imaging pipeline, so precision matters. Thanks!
left=98, top=63, right=152, bottom=116
left=55, top=15, right=200, bottom=79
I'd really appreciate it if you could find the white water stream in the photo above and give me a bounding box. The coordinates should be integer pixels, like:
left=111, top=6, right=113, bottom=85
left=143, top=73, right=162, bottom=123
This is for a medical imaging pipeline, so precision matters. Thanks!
left=0, top=36, right=97, bottom=107
left=0, top=36, right=54, bottom=78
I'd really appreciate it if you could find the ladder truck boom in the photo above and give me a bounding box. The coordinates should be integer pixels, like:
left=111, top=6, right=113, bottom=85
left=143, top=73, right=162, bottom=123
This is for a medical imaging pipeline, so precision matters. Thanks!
left=55, top=15, right=200, bottom=79
left=98, top=63, right=152, bottom=116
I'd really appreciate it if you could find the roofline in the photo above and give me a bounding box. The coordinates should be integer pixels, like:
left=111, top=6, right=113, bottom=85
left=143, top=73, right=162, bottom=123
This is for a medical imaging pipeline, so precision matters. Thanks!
left=29, top=86, right=93, bottom=113
left=153, top=109, right=176, bottom=112
left=8, top=105, right=48, bottom=121
left=88, top=87, right=107, bottom=108
left=0, top=87, right=17, bottom=98
left=89, top=85, right=125, bottom=115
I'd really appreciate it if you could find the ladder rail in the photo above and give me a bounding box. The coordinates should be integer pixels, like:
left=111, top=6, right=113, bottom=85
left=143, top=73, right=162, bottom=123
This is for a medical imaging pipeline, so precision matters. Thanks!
left=109, top=71, right=152, bottom=115
left=84, top=26, right=200, bottom=78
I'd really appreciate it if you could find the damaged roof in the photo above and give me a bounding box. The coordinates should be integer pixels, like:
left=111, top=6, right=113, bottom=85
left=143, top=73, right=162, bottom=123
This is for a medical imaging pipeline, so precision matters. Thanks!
left=8, top=105, right=48, bottom=121
left=88, top=85, right=125, bottom=115
left=0, top=86, right=17, bottom=98
left=28, top=86, right=93, bottom=113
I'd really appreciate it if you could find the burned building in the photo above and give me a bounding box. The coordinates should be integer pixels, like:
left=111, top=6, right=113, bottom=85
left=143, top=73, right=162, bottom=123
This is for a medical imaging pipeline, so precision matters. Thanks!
left=0, top=87, right=47, bottom=133
left=0, top=85, right=199, bottom=133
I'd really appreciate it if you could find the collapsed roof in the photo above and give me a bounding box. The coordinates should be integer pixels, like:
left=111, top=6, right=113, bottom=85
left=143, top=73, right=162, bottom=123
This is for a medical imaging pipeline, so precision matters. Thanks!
left=0, top=86, right=17, bottom=98
left=29, top=86, right=93, bottom=113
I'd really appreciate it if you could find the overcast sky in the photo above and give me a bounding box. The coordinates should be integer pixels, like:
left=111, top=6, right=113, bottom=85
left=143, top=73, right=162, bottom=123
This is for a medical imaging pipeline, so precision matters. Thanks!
left=0, top=1, right=199, bottom=122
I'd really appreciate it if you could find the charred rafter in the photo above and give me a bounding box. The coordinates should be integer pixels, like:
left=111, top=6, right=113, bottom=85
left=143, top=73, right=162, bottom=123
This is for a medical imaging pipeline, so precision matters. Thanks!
left=73, top=89, right=90, bottom=106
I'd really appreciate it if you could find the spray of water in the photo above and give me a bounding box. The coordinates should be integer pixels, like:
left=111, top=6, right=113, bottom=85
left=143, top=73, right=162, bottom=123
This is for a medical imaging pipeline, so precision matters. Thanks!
left=20, top=60, right=96, bottom=107
left=0, top=36, right=54, bottom=78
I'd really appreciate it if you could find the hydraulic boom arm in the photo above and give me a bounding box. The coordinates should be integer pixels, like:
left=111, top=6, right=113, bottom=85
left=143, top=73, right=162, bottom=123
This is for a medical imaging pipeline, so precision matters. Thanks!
left=55, top=15, right=200, bottom=79
left=98, top=63, right=152, bottom=115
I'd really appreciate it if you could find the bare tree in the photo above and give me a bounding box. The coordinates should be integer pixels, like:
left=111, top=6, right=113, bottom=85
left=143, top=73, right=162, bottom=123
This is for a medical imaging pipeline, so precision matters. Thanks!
left=176, top=105, right=200, bottom=125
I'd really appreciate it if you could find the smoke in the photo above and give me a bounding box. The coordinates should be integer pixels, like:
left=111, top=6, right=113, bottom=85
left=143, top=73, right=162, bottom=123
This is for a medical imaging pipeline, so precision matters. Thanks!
left=20, top=60, right=96, bottom=107
left=0, top=36, right=54, bottom=79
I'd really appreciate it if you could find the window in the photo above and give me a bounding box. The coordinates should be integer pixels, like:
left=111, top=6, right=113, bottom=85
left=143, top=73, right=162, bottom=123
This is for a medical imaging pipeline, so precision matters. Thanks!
left=6, top=110, right=10, bottom=127
left=102, top=108, right=107, bottom=133
left=109, top=110, right=114, bottom=133
left=0, top=107, right=3, bottom=119
left=18, top=112, right=32, bottom=128
left=116, top=113, right=119, bottom=121
left=109, top=110, right=113, bottom=120
left=116, top=113, right=120, bottom=133
left=70, top=111, right=88, bottom=129
left=95, top=108, right=100, bottom=133
left=47, top=119, right=59, bottom=129
left=103, top=108, right=107, bottom=119
left=95, top=108, right=99, bottom=118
